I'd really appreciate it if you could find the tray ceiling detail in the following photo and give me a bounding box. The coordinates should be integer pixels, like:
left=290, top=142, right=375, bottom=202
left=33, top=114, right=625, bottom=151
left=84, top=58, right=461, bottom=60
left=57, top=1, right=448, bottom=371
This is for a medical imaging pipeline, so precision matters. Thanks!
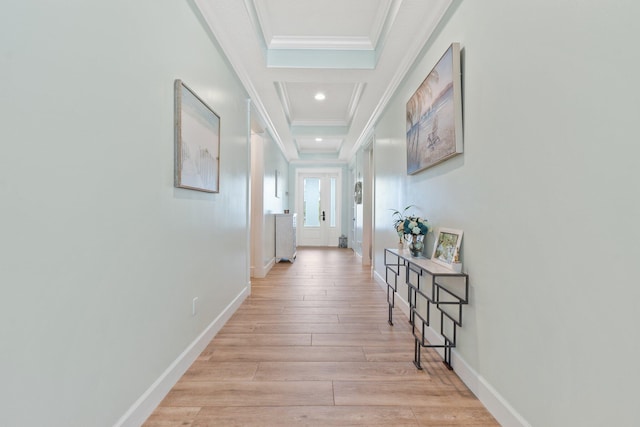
left=194, top=0, right=453, bottom=162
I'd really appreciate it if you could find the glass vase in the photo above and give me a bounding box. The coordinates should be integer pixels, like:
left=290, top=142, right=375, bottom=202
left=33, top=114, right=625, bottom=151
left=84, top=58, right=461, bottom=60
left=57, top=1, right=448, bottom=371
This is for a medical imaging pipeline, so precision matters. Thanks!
left=405, top=234, right=424, bottom=257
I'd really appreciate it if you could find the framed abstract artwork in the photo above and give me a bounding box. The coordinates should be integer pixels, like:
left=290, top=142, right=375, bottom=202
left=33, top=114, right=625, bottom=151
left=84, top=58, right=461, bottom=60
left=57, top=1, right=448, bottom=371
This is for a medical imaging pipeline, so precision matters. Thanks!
left=406, top=43, right=463, bottom=174
left=174, top=79, right=220, bottom=193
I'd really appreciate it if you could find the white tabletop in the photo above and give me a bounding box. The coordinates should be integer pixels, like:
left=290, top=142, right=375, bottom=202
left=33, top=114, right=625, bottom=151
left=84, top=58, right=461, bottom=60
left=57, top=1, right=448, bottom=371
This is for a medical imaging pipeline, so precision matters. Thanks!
left=385, top=247, right=464, bottom=276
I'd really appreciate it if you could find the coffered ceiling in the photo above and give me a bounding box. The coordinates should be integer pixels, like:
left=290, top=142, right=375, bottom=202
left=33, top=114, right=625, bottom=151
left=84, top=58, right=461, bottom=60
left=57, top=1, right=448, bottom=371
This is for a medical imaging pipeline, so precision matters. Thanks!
left=193, top=0, right=453, bottom=162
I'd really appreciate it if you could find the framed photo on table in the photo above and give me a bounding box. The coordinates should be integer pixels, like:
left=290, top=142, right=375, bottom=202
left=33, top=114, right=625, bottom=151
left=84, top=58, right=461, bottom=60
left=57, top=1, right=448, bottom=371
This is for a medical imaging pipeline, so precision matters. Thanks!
left=431, top=228, right=463, bottom=268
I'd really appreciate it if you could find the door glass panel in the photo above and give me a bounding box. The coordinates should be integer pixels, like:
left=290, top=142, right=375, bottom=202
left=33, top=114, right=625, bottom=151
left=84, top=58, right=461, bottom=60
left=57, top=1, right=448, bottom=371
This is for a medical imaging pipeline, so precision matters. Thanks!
left=330, top=177, right=336, bottom=227
left=303, top=177, right=321, bottom=227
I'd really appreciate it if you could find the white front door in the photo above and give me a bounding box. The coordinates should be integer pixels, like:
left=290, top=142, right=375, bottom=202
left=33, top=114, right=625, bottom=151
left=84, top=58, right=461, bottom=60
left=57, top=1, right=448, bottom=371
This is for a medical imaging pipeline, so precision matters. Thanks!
left=297, top=170, right=341, bottom=246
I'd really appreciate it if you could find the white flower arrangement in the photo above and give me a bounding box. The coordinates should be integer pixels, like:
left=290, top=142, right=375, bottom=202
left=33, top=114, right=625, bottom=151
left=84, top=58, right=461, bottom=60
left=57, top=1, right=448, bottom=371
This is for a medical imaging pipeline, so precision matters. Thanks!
left=390, top=205, right=431, bottom=237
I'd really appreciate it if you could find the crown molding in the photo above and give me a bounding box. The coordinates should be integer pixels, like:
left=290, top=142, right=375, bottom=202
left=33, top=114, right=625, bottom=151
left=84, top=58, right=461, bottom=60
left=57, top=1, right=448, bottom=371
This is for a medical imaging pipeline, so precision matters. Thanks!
left=194, top=0, right=294, bottom=160
left=269, top=35, right=374, bottom=51
left=348, top=0, right=452, bottom=159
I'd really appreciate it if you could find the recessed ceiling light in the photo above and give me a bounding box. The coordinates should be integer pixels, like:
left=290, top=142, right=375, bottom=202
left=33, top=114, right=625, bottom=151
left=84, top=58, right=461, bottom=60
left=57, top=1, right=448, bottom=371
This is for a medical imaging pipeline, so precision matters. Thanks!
left=315, top=137, right=323, bottom=142
left=314, top=92, right=326, bottom=101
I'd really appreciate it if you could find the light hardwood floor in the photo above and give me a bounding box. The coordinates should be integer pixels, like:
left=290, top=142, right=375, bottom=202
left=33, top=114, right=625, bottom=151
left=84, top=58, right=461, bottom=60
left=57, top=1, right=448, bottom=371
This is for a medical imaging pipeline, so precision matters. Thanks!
left=144, top=247, right=498, bottom=426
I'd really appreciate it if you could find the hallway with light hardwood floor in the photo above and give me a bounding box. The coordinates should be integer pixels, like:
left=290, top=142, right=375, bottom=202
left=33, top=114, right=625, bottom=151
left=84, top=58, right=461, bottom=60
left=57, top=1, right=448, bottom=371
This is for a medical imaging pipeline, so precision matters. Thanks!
left=144, top=248, right=498, bottom=426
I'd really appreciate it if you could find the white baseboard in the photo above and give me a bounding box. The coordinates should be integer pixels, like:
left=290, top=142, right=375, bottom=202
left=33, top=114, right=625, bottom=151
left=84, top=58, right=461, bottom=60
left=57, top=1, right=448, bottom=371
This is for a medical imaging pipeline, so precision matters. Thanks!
left=373, top=270, right=386, bottom=292
left=114, top=286, right=250, bottom=427
left=251, top=257, right=275, bottom=279
left=264, top=258, right=275, bottom=276
left=453, top=354, right=532, bottom=427
left=372, top=270, right=529, bottom=427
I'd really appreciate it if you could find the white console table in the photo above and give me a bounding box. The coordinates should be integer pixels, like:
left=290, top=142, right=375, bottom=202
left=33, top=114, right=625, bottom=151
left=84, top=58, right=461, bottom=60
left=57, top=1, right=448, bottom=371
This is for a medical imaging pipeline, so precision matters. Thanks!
left=275, top=213, right=297, bottom=262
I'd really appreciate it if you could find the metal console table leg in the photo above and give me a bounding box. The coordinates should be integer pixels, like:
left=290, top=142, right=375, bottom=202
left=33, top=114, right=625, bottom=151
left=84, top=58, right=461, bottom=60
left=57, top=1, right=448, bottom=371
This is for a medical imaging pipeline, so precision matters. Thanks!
left=384, top=248, right=469, bottom=371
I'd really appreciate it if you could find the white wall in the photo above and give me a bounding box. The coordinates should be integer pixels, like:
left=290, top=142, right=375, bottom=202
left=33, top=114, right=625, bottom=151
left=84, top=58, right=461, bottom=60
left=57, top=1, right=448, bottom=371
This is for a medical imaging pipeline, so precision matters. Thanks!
left=250, top=132, right=266, bottom=277
left=0, top=1, right=250, bottom=425
left=373, top=1, right=640, bottom=425
left=263, top=133, right=290, bottom=265
left=251, top=130, right=289, bottom=277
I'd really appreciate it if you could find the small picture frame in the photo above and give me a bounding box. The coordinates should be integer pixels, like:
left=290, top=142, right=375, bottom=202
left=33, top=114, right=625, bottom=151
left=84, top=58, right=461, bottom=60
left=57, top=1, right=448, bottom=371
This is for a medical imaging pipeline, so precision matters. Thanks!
left=431, top=228, right=463, bottom=269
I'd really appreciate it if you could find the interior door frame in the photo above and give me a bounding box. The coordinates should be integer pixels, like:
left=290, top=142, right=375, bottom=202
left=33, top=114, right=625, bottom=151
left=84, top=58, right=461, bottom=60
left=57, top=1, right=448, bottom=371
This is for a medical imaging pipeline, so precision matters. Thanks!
left=362, top=144, right=373, bottom=265
left=295, top=167, right=343, bottom=247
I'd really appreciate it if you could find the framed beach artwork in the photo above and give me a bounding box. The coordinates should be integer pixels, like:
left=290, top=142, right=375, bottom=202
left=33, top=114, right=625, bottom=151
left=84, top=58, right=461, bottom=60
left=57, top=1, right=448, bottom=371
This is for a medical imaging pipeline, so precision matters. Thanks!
left=431, top=228, right=463, bottom=269
left=174, top=79, right=220, bottom=193
left=406, top=43, right=463, bottom=174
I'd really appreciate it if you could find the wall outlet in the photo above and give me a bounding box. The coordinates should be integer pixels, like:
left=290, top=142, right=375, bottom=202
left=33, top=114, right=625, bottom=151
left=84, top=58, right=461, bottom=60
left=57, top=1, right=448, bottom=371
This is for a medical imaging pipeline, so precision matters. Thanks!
left=192, top=297, right=199, bottom=316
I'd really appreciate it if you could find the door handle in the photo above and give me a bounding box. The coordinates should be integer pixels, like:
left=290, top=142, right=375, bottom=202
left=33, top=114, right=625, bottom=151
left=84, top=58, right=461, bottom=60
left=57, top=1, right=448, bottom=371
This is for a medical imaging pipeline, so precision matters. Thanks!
left=322, top=211, right=326, bottom=221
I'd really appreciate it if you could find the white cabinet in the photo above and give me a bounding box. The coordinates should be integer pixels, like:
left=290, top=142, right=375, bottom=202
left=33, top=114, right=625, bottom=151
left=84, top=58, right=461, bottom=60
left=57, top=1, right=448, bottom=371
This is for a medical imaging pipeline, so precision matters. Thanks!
left=275, top=213, right=297, bottom=262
